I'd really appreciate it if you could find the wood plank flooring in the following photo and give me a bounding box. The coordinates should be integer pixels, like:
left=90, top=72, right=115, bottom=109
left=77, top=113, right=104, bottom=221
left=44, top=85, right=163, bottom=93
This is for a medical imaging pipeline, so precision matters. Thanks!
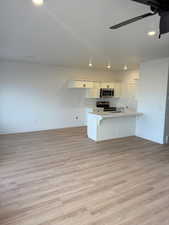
left=0, top=127, right=169, bottom=225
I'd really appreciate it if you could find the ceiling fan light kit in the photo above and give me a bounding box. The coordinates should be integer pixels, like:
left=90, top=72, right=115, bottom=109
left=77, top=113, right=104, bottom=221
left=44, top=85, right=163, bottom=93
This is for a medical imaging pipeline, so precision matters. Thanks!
left=110, top=0, right=169, bottom=38
left=32, top=0, right=44, bottom=6
left=148, top=30, right=156, bottom=36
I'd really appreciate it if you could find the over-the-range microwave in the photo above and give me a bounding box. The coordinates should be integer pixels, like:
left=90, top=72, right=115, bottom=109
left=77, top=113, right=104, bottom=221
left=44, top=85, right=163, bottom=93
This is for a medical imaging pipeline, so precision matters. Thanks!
left=100, top=88, right=114, bottom=98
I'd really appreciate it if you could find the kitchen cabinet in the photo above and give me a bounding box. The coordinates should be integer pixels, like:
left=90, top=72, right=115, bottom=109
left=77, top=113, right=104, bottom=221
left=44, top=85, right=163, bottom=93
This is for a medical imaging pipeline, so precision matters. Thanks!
left=68, top=80, right=122, bottom=98
left=127, top=80, right=138, bottom=99
left=87, top=111, right=143, bottom=142
left=86, top=88, right=100, bottom=99
left=93, top=82, right=100, bottom=89
left=99, top=82, right=114, bottom=89
left=68, top=80, right=117, bottom=89
left=114, top=82, right=121, bottom=98
left=68, top=80, right=93, bottom=88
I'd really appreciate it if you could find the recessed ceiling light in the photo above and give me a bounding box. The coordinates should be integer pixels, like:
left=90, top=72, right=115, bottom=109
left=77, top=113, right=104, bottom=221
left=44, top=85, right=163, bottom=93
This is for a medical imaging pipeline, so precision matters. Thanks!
left=124, top=65, right=128, bottom=71
left=107, top=65, right=111, bottom=69
left=147, top=31, right=156, bottom=36
left=32, top=0, right=44, bottom=6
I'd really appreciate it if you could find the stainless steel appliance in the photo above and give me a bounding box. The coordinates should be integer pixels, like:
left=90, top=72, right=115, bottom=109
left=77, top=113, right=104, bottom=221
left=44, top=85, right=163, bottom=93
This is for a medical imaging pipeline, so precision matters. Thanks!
left=96, top=101, right=118, bottom=112
left=100, top=88, right=114, bottom=98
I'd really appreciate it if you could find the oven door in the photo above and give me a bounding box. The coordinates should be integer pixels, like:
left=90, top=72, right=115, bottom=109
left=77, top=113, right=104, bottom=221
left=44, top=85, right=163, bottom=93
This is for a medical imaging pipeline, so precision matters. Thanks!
left=100, top=89, right=114, bottom=98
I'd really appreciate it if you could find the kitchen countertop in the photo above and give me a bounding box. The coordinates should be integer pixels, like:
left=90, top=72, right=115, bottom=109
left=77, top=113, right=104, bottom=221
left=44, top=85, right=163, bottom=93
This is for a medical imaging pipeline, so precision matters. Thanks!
left=89, top=111, right=143, bottom=118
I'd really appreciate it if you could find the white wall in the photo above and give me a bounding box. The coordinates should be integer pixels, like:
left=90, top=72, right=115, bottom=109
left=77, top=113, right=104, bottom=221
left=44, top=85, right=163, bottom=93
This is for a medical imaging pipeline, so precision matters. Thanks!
left=113, top=70, right=139, bottom=111
left=136, top=58, right=169, bottom=144
left=164, top=64, right=169, bottom=142
left=0, top=61, right=122, bottom=134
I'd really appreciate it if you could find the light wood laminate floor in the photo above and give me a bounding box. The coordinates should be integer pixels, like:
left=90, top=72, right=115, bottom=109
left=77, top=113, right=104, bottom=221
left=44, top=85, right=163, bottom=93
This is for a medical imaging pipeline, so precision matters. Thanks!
left=0, top=127, right=169, bottom=225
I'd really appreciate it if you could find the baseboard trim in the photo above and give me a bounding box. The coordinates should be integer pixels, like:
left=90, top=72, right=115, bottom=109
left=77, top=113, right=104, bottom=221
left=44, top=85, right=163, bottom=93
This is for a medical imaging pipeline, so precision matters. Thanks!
left=0, top=126, right=87, bottom=136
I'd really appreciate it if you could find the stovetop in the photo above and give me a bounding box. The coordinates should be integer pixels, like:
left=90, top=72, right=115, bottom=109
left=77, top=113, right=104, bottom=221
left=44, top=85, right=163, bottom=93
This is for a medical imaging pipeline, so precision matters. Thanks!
left=104, top=107, right=117, bottom=112
left=96, top=101, right=120, bottom=112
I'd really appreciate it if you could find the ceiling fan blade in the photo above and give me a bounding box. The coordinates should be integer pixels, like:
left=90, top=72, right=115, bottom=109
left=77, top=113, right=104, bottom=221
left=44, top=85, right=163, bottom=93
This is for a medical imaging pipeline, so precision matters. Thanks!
left=131, top=0, right=169, bottom=11
left=110, top=12, right=156, bottom=29
left=159, top=11, right=169, bottom=37
left=131, top=0, right=160, bottom=8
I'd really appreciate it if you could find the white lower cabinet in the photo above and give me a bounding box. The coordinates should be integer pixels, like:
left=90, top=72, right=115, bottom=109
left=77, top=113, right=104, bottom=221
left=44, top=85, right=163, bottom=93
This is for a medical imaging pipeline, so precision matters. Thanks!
left=87, top=112, right=141, bottom=142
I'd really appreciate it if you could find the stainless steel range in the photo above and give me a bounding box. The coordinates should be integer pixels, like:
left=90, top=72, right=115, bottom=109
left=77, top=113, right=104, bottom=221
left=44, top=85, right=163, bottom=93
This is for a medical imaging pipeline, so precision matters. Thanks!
left=96, top=101, right=118, bottom=112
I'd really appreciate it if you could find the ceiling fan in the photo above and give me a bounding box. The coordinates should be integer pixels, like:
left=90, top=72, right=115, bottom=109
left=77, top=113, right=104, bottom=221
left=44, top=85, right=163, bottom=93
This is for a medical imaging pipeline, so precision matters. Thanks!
left=110, top=0, right=169, bottom=38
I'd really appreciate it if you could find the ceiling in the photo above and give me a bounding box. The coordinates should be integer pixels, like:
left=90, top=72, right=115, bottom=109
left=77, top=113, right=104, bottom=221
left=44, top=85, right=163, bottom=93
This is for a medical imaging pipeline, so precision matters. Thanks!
left=0, top=0, right=169, bottom=71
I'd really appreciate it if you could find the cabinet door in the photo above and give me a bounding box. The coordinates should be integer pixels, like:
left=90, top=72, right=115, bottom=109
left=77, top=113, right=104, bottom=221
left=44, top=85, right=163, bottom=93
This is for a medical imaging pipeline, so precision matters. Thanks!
left=114, top=82, right=121, bottom=98
left=68, top=80, right=93, bottom=88
left=93, top=82, right=100, bottom=89
left=85, top=81, right=93, bottom=88
left=76, top=81, right=91, bottom=88
left=127, top=81, right=137, bottom=99
left=100, top=82, right=114, bottom=89
left=86, top=88, right=100, bottom=98
left=68, top=80, right=82, bottom=88
left=76, top=81, right=86, bottom=88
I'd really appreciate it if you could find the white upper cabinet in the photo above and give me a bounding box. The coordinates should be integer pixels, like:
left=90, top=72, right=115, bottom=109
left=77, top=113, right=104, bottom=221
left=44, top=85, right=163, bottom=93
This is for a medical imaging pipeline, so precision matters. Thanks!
left=93, top=82, right=100, bottom=89
left=68, top=80, right=122, bottom=98
left=99, top=82, right=115, bottom=89
left=86, top=88, right=100, bottom=99
left=68, top=80, right=94, bottom=88
left=114, top=82, right=121, bottom=98
left=85, top=81, right=100, bottom=98
left=68, top=80, right=117, bottom=89
left=126, top=80, right=138, bottom=99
